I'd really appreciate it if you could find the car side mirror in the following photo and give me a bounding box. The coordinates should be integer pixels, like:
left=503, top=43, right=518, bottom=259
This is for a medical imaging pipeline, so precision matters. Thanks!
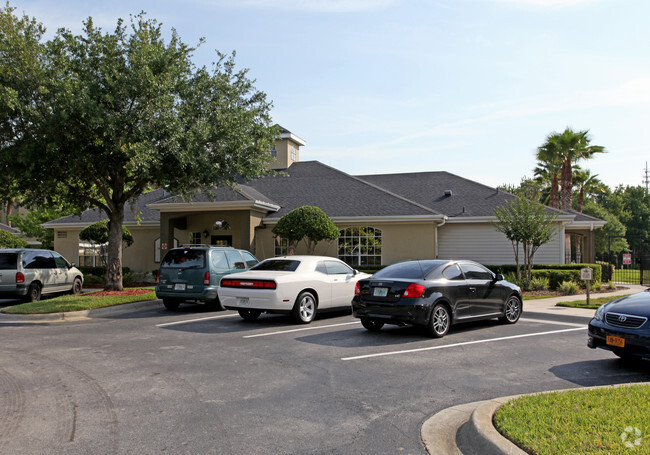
left=495, top=273, right=503, bottom=282
left=353, top=269, right=360, bottom=275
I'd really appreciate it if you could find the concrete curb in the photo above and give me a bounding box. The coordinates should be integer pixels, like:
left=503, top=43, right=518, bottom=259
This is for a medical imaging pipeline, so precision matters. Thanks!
left=0, top=299, right=162, bottom=322
left=422, top=383, right=650, bottom=455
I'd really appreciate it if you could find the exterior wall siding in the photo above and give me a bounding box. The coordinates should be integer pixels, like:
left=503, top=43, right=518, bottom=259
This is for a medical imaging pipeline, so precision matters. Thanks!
left=437, top=222, right=564, bottom=265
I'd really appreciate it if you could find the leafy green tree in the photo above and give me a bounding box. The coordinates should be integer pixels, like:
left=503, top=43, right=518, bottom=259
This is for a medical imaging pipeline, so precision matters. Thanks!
left=492, top=196, right=559, bottom=284
left=0, top=229, right=28, bottom=248
left=79, top=220, right=134, bottom=267
left=498, top=176, right=544, bottom=202
left=601, top=186, right=650, bottom=247
left=582, top=201, right=627, bottom=255
left=535, top=128, right=605, bottom=210
left=0, top=5, right=276, bottom=290
left=9, top=206, right=72, bottom=248
left=272, top=206, right=340, bottom=255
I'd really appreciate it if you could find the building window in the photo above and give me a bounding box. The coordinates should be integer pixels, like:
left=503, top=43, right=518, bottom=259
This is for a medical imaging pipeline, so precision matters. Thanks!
left=57, top=231, right=67, bottom=239
left=190, top=232, right=201, bottom=245
left=291, top=146, right=297, bottom=161
left=338, top=227, right=382, bottom=266
left=78, top=242, right=106, bottom=267
left=274, top=236, right=289, bottom=256
left=270, top=146, right=277, bottom=158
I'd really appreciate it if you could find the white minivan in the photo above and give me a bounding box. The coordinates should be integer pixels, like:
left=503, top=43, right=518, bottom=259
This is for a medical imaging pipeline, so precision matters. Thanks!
left=0, top=249, right=84, bottom=301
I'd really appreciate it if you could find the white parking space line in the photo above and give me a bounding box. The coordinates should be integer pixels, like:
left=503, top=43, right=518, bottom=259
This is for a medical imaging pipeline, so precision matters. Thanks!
left=519, top=318, right=586, bottom=328
left=243, top=321, right=361, bottom=338
left=341, top=327, right=585, bottom=361
left=156, top=314, right=237, bottom=327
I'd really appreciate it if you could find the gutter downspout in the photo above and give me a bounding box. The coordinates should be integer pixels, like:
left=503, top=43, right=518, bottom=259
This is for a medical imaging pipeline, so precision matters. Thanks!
left=434, top=216, right=448, bottom=259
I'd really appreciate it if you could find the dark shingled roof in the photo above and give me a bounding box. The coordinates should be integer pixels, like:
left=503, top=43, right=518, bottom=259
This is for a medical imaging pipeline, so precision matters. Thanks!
left=245, top=161, right=441, bottom=219
left=46, top=160, right=596, bottom=226
left=46, top=188, right=170, bottom=225
left=356, top=171, right=517, bottom=218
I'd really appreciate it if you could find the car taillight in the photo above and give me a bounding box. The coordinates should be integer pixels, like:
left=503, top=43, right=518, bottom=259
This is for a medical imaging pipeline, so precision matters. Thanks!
left=221, top=279, right=277, bottom=289
left=204, top=271, right=210, bottom=285
left=403, top=283, right=425, bottom=298
left=354, top=282, right=360, bottom=295
left=156, top=270, right=160, bottom=284
left=15, top=272, right=24, bottom=284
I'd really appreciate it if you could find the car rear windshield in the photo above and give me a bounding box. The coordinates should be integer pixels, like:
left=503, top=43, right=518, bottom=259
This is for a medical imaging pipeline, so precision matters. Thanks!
left=160, top=249, right=206, bottom=268
left=0, top=253, right=18, bottom=270
left=251, top=259, right=300, bottom=272
left=372, top=260, right=445, bottom=280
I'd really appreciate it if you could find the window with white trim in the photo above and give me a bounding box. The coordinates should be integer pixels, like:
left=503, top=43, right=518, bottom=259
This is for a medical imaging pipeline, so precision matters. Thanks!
left=274, top=236, right=289, bottom=256
left=338, top=227, right=382, bottom=266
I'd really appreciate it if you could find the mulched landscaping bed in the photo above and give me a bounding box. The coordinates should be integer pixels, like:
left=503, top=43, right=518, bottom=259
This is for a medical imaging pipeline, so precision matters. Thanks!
left=83, top=289, right=153, bottom=297
left=523, top=286, right=627, bottom=298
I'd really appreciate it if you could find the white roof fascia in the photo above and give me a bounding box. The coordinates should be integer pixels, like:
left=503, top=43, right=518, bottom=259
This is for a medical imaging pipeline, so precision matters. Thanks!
left=42, top=220, right=161, bottom=229
left=280, top=132, right=306, bottom=146
left=443, top=214, right=575, bottom=224
left=148, top=200, right=280, bottom=213
left=262, top=215, right=446, bottom=225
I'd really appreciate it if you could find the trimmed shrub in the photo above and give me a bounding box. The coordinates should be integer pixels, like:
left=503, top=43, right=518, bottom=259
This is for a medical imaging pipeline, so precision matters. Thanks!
left=531, top=270, right=580, bottom=290
left=597, top=261, right=614, bottom=283
left=83, top=275, right=104, bottom=286
left=558, top=280, right=580, bottom=295
left=355, top=265, right=385, bottom=275
left=529, top=276, right=550, bottom=291
left=608, top=281, right=617, bottom=290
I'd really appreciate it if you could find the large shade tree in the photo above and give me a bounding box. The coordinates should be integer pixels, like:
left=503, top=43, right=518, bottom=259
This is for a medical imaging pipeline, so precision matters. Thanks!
left=0, top=5, right=277, bottom=290
left=272, top=206, right=340, bottom=255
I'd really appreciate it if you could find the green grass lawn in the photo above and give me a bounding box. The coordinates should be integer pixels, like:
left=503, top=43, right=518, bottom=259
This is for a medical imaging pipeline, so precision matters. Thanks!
left=494, top=385, right=650, bottom=455
left=1, top=288, right=157, bottom=314
left=555, top=294, right=631, bottom=310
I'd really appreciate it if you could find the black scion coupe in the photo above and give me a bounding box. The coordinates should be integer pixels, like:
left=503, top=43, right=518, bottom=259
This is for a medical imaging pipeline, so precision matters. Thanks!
left=351, top=259, right=522, bottom=338
left=588, top=289, right=650, bottom=360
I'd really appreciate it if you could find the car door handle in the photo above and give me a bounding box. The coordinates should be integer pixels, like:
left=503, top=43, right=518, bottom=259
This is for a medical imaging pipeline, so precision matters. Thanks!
left=469, top=287, right=476, bottom=292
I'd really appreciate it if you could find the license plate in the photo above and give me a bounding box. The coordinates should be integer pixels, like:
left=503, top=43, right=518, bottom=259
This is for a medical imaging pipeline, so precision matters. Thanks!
left=606, top=335, right=625, bottom=348
left=174, top=283, right=186, bottom=291
left=373, top=287, right=388, bottom=297
left=237, top=297, right=250, bottom=306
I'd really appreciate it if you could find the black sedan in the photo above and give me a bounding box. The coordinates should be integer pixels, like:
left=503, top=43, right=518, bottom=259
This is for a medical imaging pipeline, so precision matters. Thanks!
left=351, top=259, right=522, bottom=338
left=588, top=290, right=650, bottom=360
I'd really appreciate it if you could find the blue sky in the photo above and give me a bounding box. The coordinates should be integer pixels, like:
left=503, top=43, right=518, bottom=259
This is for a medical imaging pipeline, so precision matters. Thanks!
left=12, top=0, right=650, bottom=189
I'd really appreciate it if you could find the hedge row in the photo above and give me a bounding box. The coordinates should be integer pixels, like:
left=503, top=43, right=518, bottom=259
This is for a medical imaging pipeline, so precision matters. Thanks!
left=78, top=266, right=132, bottom=277
left=485, top=263, right=602, bottom=284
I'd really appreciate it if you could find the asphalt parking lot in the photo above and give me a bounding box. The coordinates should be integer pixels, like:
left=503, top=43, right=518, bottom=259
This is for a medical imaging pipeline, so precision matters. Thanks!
left=1, top=302, right=649, bottom=454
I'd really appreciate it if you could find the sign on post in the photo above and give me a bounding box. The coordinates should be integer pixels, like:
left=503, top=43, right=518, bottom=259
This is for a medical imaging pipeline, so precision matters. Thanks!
left=581, top=267, right=593, bottom=305
left=623, top=253, right=632, bottom=265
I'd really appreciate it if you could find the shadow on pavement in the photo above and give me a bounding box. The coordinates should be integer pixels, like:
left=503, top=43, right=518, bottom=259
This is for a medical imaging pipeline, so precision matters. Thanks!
left=550, top=358, right=650, bottom=387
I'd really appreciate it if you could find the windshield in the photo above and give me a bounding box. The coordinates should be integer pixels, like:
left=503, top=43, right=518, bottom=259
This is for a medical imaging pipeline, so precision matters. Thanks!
left=251, top=259, right=300, bottom=272
left=161, top=249, right=206, bottom=268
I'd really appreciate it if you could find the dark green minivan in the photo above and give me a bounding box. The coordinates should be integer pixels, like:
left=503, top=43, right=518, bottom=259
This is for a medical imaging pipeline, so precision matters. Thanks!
left=155, top=245, right=258, bottom=310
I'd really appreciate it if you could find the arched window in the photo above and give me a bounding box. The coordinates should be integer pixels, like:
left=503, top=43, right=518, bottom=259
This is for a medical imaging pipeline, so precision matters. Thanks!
left=338, top=227, right=382, bottom=266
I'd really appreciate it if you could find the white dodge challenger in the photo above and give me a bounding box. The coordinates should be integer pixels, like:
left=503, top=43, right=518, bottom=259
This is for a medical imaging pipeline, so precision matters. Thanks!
left=218, top=255, right=370, bottom=324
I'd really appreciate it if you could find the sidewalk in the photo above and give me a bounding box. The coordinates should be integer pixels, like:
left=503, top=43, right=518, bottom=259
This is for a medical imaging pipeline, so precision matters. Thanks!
left=420, top=283, right=648, bottom=455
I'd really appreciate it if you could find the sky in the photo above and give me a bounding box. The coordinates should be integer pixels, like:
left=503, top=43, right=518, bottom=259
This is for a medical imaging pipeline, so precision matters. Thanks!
left=10, top=0, right=650, bottom=189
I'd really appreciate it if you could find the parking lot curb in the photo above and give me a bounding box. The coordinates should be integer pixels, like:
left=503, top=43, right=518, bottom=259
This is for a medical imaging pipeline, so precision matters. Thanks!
left=0, top=300, right=162, bottom=322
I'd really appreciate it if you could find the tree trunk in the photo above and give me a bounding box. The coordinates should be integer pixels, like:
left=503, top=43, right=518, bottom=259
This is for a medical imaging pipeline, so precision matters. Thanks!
left=560, top=158, right=573, bottom=210
left=577, top=189, right=584, bottom=213
left=105, top=206, right=125, bottom=291
left=549, top=174, right=559, bottom=209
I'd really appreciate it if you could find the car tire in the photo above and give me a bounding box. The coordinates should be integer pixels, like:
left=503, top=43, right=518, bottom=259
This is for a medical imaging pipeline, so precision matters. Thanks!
left=426, top=303, right=450, bottom=338
left=71, top=277, right=83, bottom=295
left=360, top=317, right=384, bottom=332
left=163, top=299, right=180, bottom=311
left=206, top=298, right=226, bottom=311
left=499, top=295, right=522, bottom=324
left=238, top=309, right=261, bottom=321
left=25, top=283, right=41, bottom=302
left=292, top=291, right=317, bottom=324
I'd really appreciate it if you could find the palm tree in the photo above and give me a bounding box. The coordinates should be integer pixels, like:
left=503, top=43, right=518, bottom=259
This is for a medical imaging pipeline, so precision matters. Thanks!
left=539, top=128, right=605, bottom=210
left=572, top=169, right=608, bottom=212
left=534, top=141, right=563, bottom=209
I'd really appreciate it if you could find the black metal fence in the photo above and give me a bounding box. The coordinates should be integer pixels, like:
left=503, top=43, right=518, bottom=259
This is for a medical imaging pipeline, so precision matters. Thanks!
left=606, top=235, right=650, bottom=285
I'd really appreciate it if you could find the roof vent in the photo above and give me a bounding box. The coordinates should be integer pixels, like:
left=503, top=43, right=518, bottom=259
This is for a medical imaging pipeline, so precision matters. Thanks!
left=444, top=190, right=453, bottom=197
